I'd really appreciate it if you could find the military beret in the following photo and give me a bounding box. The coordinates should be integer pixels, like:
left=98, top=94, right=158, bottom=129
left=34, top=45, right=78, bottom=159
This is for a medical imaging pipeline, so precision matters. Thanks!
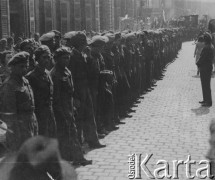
left=104, top=33, right=115, bottom=43
left=54, top=46, right=71, bottom=59
left=90, top=35, right=109, bottom=47
left=20, top=39, right=34, bottom=50
left=34, top=45, right=51, bottom=60
left=8, top=51, right=30, bottom=66
left=68, top=31, right=87, bottom=48
left=0, top=38, right=7, bottom=44
left=51, top=30, right=61, bottom=37
left=39, top=32, right=55, bottom=42
left=64, top=31, right=77, bottom=40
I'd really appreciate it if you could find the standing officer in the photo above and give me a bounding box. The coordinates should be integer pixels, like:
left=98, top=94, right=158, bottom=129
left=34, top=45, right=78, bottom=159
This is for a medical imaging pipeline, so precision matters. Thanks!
left=88, top=35, right=108, bottom=135
left=197, top=33, right=214, bottom=107
left=0, top=52, right=38, bottom=151
left=26, top=45, right=56, bottom=137
left=50, top=47, right=92, bottom=165
left=66, top=31, right=106, bottom=148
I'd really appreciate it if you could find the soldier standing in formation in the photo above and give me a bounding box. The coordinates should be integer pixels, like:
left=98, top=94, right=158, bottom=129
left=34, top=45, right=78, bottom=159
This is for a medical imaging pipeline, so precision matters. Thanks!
left=26, top=45, right=56, bottom=137
left=0, top=52, right=38, bottom=151
left=0, top=27, right=197, bottom=166
left=51, top=47, right=92, bottom=165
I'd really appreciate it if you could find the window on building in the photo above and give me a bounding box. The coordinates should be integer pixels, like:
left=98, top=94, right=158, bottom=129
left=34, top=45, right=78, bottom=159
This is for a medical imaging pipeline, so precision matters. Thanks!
left=1, top=0, right=10, bottom=37
left=29, top=0, right=35, bottom=36
left=44, top=0, right=53, bottom=32
left=60, top=1, right=70, bottom=33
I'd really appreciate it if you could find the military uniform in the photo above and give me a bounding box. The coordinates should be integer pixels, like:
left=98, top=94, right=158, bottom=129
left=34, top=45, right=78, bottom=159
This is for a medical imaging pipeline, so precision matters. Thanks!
left=51, top=63, right=85, bottom=161
left=69, top=47, right=100, bottom=146
left=26, top=65, right=56, bottom=137
left=0, top=75, right=38, bottom=151
left=0, top=52, right=38, bottom=151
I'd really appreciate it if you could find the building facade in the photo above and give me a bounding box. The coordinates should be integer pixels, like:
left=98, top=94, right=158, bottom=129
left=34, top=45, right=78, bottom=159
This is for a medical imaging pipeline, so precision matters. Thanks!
left=0, top=0, right=100, bottom=39
left=0, top=0, right=201, bottom=39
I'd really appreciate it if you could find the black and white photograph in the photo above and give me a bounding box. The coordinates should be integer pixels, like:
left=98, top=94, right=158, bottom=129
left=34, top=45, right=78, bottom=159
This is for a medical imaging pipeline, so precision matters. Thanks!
left=0, top=0, right=214, bottom=179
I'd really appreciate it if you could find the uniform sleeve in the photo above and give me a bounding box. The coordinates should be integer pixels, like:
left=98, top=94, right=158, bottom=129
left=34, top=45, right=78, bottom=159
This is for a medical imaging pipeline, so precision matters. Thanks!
left=25, top=74, right=37, bottom=96
left=51, top=75, right=61, bottom=106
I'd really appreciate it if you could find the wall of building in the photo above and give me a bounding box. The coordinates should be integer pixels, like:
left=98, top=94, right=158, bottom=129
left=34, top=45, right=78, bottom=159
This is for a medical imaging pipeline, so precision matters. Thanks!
left=1, top=0, right=200, bottom=39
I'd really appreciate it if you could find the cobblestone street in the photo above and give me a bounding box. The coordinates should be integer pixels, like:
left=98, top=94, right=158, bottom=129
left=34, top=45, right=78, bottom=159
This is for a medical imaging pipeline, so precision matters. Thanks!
left=76, top=41, right=215, bottom=180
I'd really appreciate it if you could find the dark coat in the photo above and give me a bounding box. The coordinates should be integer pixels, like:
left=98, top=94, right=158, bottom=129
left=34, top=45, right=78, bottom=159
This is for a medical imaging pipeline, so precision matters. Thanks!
left=0, top=75, right=38, bottom=151
left=26, top=66, right=56, bottom=137
left=197, top=44, right=214, bottom=68
left=50, top=66, right=84, bottom=161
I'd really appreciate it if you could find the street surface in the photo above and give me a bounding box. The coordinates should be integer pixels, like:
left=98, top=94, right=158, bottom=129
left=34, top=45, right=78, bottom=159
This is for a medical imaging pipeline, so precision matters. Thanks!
left=76, top=42, right=215, bottom=180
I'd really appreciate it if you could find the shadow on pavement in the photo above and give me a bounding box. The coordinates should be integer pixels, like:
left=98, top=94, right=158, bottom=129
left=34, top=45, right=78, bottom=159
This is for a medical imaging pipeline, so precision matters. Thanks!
left=191, top=106, right=210, bottom=116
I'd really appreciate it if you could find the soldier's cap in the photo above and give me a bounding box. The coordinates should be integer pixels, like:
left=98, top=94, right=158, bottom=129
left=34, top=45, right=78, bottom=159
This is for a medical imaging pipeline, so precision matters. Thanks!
left=54, top=46, right=71, bottom=59
left=104, top=33, right=115, bottom=43
left=64, top=31, right=86, bottom=41
left=0, top=38, right=7, bottom=44
left=64, top=31, right=77, bottom=40
left=39, top=32, right=55, bottom=42
left=64, top=31, right=87, bottom=47
left=72, top=31, right=87, bottom=46
left=8, top=51, right=30, bottom=66
left=20, top=39, right=35, bottom=50
left=34, top=45, right=51, bottom=60
left=51, top=30, right=61, bottom=37
left=89, top=35, right=109, bottom=47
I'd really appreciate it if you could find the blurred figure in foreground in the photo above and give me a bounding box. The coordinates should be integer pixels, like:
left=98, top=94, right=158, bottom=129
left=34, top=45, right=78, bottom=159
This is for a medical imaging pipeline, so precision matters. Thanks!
left=0, top=136, right=77, bottom=180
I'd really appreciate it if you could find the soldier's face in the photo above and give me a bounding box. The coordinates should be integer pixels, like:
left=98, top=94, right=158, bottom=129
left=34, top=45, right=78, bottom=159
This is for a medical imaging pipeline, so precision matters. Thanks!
left=23, top=45, right=34, bottom=56
left=38, top=52, right=51, bottom=69
left=11, top=62, right=29, bottom=76
left=58, top=54, right=70, bottom=68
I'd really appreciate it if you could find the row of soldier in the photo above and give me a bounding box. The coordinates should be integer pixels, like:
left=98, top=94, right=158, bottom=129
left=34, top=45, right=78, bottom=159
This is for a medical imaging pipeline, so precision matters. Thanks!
left=0, top=28, right=195, bottom=166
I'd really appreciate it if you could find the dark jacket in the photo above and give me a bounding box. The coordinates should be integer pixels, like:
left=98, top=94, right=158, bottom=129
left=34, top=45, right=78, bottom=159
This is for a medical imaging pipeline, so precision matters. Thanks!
left=0, top=75, right=38, bottom=151
left=26, top=66, right=56, bottom=137
left=197, top=44, right=214, bottom=68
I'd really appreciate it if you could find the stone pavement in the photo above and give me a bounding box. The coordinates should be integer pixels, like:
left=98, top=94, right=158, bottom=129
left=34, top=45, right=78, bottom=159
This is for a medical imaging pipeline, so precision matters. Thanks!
left=76, top=42, right=215, bottom=180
